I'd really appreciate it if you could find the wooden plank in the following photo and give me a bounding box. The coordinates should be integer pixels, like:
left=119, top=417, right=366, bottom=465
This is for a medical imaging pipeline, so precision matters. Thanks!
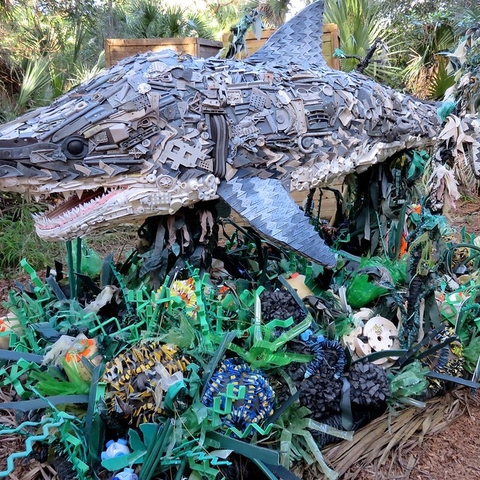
left=197, top=38, right=225, bottom=58
left=105, top=38, right=223, bottom=67
left=290, top=178, right=344, bottom=222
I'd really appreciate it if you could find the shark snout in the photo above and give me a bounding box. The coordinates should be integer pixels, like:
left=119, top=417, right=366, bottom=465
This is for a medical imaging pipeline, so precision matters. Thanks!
left=0, top=137, right=49, bottom=160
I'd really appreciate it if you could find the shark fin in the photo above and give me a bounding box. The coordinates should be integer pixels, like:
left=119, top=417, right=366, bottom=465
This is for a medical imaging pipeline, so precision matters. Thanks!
left=217, top=175, right=336, bottom=268
left=246, top=0, right=327, bottom=68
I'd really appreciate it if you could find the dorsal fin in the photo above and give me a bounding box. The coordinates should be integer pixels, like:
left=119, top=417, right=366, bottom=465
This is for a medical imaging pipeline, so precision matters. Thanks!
left=246, top=1, right=326, bottom=68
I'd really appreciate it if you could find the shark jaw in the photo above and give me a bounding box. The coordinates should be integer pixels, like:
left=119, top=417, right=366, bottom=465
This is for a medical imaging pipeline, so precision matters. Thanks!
left=33, top=187, right=129, bottom=239
left=30, top=173, right=220, bottom=240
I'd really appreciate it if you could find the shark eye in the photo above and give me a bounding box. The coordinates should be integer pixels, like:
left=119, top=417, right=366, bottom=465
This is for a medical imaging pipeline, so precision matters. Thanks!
left=62, top=136, right=88, bottom=160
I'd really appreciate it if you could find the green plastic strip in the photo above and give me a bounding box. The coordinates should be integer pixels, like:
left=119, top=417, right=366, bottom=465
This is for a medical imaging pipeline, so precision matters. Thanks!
left=393, top=327, right=445, bottom=369
left=45, top=275, right=68, bottom=300
left=76, top=238, right=82, bottom=297
left=200, top=330, right=237, bottom=400
left=66, top=240, right=76, bottom=299
left=206, top=431, right=279, bottom=465
left=340, top=377, right=353, bottom=431
left=19, top=258, right=44, bottom=290
left=353, top=349, right=408, bottom=364
left=250, top=459, right=278, bottom=480
left=261, top=461, right=302, bottom=480
left=0, top=349, right=44, bottom=363
left=0, top=394, right=89, bottom=411
left=415, top=337, right=456, bottom=362
left=426, top=371, right=480, bottom=389
left=265, top=391, right=300, bottom=426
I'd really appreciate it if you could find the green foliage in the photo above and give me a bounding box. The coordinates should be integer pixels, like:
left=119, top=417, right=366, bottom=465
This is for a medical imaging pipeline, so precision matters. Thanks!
left=16, top=57, right=53, bottom=109
left=452, top=1, right=480, bottom=36
left=68, top=50, right=105, bottom=87
left=426, top=59, right=455, bottom=99
left=0, top=0, right=106, bottom=115
left=125, top=0, right=163, bottom=38
left=402, top=19, right=456, bottom=98
left=0, top=0, right=479, bottom=113
left=0, top=194, right=65, bottom=275
left=246, top=0, right=291, bottom=28
left=125, top=1, right=215, bottom=39
left=324, top=0, right=402, bottom=84
left=205, top=1, right=242, bottom=32
left=159, top=6, right=214, bottom=39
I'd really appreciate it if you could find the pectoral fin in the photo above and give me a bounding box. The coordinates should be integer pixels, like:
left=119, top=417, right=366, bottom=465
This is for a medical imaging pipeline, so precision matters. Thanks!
left=217, top=176, right=336, bottom=268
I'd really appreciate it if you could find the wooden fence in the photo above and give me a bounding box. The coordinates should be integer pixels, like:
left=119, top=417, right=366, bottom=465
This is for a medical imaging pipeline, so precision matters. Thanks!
left=105, top=38, right=222, bottom=66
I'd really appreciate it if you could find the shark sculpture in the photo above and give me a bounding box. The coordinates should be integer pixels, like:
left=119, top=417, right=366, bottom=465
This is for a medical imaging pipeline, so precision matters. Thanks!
left=0, top=0, right=478, bottom=268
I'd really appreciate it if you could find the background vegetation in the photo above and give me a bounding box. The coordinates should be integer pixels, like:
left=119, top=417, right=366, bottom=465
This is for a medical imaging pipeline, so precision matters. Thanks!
left=0, top=0, right=479, bottom=274
left=0, top=0, right=478, bottom=119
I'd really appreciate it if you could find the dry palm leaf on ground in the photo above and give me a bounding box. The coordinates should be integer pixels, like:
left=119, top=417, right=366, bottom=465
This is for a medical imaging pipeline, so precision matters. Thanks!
left=317, top=388, right=479, bottom=479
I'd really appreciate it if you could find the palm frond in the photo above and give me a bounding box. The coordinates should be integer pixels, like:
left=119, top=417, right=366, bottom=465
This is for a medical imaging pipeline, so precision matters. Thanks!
left=16, top=57, right=52, bottom=110
left=259, top=0, right=291, bottom=28
left=157, top=5, right=186, bottom=37
left=69, top=51, right=106, bottom=87
left=427, top=58, right=455, bottom=99
left=125, top=0, right=163, bottom=38
left=325, top=0, right=401, bottom=83
left=184, top=13, right=215, bottom=40
left=403, top=21, right=457, bottom=99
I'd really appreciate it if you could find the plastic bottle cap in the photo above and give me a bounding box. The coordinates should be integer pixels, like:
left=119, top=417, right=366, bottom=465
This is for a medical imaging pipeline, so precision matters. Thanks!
left=106, top=440, right=114, bottom=447
left=118, top=439, right=128, bottom=445
left=124, top=468, right=134, bottom=473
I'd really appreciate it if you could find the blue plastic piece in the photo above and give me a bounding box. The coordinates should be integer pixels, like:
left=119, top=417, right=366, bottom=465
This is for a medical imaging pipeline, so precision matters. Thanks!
left=303, top=336, right=346, bottom=380
left=101, top=439, right=130, bottom=460
left=300, top=329, right=313, bottom=341
left=111, top=467, right=138, bottom=480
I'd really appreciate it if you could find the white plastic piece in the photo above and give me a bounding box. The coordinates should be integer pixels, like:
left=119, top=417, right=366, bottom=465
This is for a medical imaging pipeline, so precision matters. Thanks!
left=101, top=439, right=130, bottom=460
left=363, top=315, right=400, bottom=364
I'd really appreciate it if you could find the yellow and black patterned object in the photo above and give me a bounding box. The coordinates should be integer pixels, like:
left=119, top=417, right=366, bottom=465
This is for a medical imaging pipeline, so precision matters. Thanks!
left=102, top=342, right=191, bottom=426
left=423, top=327, right=464, bottom=398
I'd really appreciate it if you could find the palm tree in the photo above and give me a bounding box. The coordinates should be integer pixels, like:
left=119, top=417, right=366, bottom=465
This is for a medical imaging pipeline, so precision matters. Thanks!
left=157, top=5, right=214, bottom=39
left=125, top=0, right=163, bottom=38
left=0, top=0, right=105, bottom=119
left=254, top=0, right=291, bottom=28
left=402, top=19, right=456, bottom=99
left=125, top=0, right=215, bottom=39
left=324, top=0, right=401, bottom=83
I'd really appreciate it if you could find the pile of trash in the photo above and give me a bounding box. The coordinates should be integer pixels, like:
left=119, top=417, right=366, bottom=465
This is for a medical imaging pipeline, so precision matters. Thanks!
left=0, top=158, right=480, bottom=480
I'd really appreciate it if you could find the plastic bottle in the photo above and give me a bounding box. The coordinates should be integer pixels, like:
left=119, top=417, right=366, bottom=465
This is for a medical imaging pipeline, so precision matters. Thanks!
left=111, top=468, right=138, bottom=480
left=101, top=439, right=130, bottom=460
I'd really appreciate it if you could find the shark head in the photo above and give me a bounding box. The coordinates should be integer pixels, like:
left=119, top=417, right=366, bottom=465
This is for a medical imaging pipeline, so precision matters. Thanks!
left=0, top=0, right=479, bottom=268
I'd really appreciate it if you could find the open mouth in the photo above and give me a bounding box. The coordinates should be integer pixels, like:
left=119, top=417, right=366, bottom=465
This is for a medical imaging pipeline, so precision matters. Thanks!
left=33, top=187, right=123, bottom=231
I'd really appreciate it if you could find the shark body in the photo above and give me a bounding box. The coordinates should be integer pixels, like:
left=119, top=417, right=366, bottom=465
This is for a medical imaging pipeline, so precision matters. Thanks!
left=0, top=1, right=477, bottom=267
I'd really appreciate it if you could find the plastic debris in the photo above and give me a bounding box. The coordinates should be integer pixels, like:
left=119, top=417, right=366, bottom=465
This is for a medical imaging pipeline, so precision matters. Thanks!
left=111, top=468, right=138, bottom=480
left=101, top=439, right=130, bottom=460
